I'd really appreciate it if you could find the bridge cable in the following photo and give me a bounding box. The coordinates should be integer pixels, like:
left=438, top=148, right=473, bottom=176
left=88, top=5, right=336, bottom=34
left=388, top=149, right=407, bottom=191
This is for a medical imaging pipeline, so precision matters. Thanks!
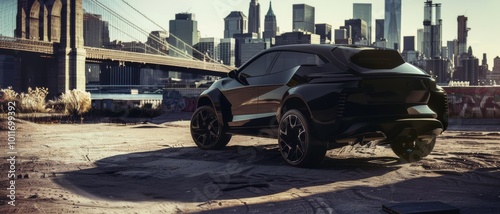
left=119, top=0, right=220, bottom=63
left=89, top=0, right=194, bottom=59
left=84, top=12, right=167, bottom=55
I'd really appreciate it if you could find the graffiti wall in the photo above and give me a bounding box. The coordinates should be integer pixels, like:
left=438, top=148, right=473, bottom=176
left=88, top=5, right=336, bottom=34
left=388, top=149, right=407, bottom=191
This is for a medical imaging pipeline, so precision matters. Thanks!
left=443, top=86, right=500, bottom=118
left=162, top=89, right=201, bottom=113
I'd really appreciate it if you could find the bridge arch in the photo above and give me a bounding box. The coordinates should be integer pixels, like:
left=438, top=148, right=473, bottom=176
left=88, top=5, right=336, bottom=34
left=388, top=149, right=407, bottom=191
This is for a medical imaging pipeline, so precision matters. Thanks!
left=29, top=0, right=40, bottom=40
left=16, top=7, right=27, bottom=38
left=40, top=3, right=48, bottom=41
left=47, top=0, right=62, bottom=42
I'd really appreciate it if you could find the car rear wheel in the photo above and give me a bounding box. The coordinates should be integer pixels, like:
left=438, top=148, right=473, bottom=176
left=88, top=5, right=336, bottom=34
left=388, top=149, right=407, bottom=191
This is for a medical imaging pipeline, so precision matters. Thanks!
left=390, top=136, right=436, bottom=162
left=278, top=110, right=326, bottom=167
left=190, top=106, right=231, bottom=149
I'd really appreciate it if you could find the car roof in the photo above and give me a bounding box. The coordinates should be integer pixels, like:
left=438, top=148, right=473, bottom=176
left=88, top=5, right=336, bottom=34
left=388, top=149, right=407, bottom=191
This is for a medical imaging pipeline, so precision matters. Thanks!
left=267, top=44, right=386, bottom=52
left=260, top=44, right=390, bottom=60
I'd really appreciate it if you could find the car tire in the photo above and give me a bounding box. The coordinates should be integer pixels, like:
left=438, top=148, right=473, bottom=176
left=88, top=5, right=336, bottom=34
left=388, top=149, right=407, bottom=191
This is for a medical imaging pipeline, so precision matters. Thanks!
left=390, top=136, right=436, bottom=162
left=190, top=106, right=231, bottom=150
left=278, top=109, right=327, bottom=167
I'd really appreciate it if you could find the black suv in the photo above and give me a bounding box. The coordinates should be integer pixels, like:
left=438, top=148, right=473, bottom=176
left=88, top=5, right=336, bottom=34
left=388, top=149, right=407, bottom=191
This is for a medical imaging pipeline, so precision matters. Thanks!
left=190, top=44, right=448, bottom=167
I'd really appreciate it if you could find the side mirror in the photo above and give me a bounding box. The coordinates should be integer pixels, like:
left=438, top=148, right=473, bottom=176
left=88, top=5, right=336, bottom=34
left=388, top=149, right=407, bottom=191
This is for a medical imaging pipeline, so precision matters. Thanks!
left=228, top=69, right=238, bottom=79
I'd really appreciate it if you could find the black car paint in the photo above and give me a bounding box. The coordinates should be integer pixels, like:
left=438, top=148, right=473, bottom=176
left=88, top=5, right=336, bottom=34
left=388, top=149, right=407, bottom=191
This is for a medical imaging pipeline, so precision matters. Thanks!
left=196, top=44, right=447, bottom=144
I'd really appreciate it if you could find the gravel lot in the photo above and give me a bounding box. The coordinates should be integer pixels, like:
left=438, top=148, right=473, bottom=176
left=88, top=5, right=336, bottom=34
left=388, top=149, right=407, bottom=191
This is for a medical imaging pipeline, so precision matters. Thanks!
left=1, top=114, right=499, bottom=213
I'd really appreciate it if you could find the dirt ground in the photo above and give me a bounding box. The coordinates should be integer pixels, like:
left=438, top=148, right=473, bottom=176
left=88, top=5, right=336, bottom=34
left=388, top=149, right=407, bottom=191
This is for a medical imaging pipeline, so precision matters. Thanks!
left=1, top=114, right=500, bottom=214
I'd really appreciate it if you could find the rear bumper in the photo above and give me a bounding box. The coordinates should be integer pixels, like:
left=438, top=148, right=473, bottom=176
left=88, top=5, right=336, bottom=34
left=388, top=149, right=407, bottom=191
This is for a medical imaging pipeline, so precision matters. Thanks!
left=314, top=118, right=443, bottom=144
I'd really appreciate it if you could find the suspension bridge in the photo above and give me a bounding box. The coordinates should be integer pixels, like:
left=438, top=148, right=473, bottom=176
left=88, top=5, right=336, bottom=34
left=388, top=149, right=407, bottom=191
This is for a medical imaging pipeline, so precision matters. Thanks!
left=0, top=0, right=234, bottom=95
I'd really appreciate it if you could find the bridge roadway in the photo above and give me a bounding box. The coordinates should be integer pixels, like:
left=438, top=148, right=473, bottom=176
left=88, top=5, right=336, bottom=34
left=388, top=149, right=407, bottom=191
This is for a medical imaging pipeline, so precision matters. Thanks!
left=0, top=36, right=55, bottom=55
left=0, top=37, right=234, bottom=74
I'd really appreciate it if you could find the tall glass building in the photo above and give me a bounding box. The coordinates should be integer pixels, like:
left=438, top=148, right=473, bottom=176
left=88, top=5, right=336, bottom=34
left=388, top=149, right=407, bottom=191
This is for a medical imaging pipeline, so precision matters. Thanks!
left=293, top=4, right=315, bottom=33
left=248, top=0, right=261, bottom=38
left=168, top=13, right=199, bottom=57
left=263, top=1, right=278, bottom=40
left=417, top=28, right=424, bottom=53
left=457, top=15, right=469, bottom=55
left=384, top=0, right=401, bottom=50
left=224, top=11, right=248, bottom=39
left=353, top=3, right=372, bottom=44
left=219, top=38, right=236, bottom=67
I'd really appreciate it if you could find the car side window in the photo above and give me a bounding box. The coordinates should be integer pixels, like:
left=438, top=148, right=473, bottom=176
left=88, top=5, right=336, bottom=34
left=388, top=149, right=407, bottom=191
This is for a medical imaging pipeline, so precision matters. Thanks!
left=270, top=51, right=326, bottom=74
left=239, top=52, right=278, bottom=78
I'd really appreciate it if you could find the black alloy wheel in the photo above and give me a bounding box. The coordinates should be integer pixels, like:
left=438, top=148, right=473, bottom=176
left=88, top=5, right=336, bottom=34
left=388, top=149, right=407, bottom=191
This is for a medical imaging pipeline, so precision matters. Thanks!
left=190, top=106, right=231, bottom=149
left=278, top=109, right=326, bottom=167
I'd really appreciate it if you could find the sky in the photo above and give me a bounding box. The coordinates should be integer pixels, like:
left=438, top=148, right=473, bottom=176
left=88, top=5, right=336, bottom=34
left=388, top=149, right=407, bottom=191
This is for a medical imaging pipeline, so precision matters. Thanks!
left=1, top=0, right=499, bottom=65
left=123, top=0, right=500, bottom=65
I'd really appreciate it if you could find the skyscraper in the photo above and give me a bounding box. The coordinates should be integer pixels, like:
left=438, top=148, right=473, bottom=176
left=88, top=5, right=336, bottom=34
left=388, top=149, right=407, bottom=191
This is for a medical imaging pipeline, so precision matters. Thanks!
left=375, top=19, right=384, bottom=41
left=422, top=1, right=442, bottom=59
left=233, top=32, right=258, bottom=67
left=263, top=1, right=278, bottom=40
left=219, top=38, right=236, bottom=66
left=479, top=53, right=489, bottom=80
left=460, top=56, right=479, bottom=85
left=241, top=40, right=270, bottom=64
left=224, top=11, right=247, bottom=39
left=146, top=31, right=169, bottom=55
left=417, top=29, right=424, bottom=52
left=344, top=19, right=367, bottom=43
left=293, top=4, right=315, bottom=33
left=493, top=56, right=500, bottom=73
left=403, top=36, right=418, bottom=64
left=482, top=53, right=488, bottom=67
left=194, top=37, right=220, bottom=62
left=83, top=13, right=110, bottom=48
left=457, top=15, right=470, bottom=55
left=447, top=40, right=458, bottom=61
left=353, top=3, right=372, bottom=44
left=384, top=0, right=401, bottom=50
left=403, top=36, right=415, bottom=52
left=248, top=0, right=261, bottom=38
left=315, top=23, right=332, bottom=44
left=168, top=13, right=199, bottom=57
left=334, top=28, right=351, bottom=45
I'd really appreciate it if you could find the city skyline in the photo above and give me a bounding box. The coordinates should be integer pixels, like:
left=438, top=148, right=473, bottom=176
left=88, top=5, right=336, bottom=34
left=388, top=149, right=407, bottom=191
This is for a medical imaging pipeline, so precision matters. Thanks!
left=1, top=0, right=499, bottom=64
left=122, top=0, right=499, bottom=64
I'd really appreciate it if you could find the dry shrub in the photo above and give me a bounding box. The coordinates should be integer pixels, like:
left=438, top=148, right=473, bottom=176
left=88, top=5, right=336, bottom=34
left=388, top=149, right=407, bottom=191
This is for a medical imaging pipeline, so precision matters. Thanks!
left=0, top=87, right=19, bottom=113
left=0, top=87, right=18, bottom=102
left=19, top=87, right=48, bottom=113
left=59, top=89, right=91, bottom=116
left=1, top=87, right=49, bottom=113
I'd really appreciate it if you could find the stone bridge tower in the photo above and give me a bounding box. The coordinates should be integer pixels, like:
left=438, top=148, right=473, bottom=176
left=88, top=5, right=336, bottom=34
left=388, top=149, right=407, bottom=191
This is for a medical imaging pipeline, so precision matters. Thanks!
left=15, top=0, right=85, bottom=94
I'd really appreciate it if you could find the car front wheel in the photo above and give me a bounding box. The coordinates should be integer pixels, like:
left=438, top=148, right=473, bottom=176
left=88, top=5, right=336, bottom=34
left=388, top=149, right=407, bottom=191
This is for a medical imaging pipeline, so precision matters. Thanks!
left=190, top=106, right=231, bottom=149
left=390, top=136, right=436, bottom=162
left=278, top=109, right=326, bottom=167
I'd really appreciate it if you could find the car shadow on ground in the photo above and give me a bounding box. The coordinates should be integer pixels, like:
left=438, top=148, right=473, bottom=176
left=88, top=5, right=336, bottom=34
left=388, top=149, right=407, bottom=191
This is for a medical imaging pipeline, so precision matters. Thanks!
left=191, top=167, right=500, bottom=214
left=54, top=145, right=402, bottom=203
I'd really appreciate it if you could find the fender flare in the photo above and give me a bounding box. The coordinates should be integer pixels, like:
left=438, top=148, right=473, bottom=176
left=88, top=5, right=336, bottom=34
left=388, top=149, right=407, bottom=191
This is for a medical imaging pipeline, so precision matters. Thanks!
left=196, top=89, right=232, bottom=126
